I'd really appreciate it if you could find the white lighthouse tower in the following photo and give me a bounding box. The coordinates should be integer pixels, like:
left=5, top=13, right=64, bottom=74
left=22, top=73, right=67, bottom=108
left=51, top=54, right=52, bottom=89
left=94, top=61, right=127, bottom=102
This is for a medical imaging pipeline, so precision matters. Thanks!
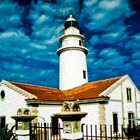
left=57, top=15, right=88, bottom=90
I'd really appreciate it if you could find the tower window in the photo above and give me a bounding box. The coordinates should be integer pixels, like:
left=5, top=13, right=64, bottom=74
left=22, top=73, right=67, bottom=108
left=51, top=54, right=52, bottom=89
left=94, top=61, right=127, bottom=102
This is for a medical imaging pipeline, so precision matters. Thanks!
left=79, top=40, right=82, bottom=46
left=79, top=40, right=85, bottom=46
left=83, top=70, right=86, bottom=79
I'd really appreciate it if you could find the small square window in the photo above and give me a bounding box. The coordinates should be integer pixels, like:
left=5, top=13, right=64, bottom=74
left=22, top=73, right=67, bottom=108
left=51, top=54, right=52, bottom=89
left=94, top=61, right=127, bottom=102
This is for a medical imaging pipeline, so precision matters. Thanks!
left=126, top=88, right=132, bottom=101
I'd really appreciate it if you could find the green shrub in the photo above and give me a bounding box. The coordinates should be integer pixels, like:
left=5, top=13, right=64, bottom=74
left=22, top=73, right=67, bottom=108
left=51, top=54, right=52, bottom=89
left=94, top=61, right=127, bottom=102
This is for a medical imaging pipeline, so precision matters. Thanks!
left=0, top=124, right=16, bottom=140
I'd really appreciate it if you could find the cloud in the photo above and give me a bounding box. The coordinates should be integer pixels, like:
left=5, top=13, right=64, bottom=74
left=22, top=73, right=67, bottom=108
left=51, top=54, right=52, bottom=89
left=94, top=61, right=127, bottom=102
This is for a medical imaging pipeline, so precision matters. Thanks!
left=132, top=52, right=140, bottom=59
left=99, top=48, right=131, bottom=71
left=0, top=2, right=21, bottom=29
left=125, top=33, right=140, bottom=50
left=99, top=48, right=122, bottom=59
left=131, top=51, right=140, bottom=66
left=1, top=61, right=29, bottom=73
left=82, top=0, right=133, bottom=31
left=0, top=30, right=30, bottom=54
left=89, top=35, right=100, bottom=46
left=101, top=24, right=129, bottom=44
left=99, top=0, right=121, bottom=10
left=88, top=47, right=130, bottom=81
left=133, top=33, right=140, bottom=41
left=0, top=0, right=139, bottom=89
left=30, top=42, right=47, bottom=49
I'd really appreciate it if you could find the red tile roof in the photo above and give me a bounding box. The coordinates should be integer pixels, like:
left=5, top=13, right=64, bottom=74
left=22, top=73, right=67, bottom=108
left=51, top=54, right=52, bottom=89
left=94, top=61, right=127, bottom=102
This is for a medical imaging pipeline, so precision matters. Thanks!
left=10, top=82, right=64, bottom=101
left=9, top=76, right=122, bottom=101
left=63, top=76, right=122, bottom=100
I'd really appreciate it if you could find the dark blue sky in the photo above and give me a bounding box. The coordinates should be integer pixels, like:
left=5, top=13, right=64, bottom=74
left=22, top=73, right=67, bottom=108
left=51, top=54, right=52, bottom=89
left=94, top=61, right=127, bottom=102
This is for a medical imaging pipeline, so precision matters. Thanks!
left=0, top=0, right=140, bottom=89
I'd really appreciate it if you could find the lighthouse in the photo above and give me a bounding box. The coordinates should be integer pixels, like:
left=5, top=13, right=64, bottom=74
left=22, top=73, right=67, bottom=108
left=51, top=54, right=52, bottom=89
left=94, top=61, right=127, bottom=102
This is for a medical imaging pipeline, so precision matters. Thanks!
left=57, top=15, right=88, bottom=90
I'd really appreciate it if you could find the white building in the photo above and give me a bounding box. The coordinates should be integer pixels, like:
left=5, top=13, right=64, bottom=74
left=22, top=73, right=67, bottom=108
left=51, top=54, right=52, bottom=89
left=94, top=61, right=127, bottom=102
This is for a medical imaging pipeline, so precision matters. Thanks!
left=0, top=15, right=140, bottom=135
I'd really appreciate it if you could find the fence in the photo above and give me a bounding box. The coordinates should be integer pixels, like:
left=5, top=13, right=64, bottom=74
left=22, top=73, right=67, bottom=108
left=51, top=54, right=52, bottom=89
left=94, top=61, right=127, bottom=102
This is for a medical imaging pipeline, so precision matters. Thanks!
left=82, top=124, right=140, bottom=140
left=29, top=123, right=63, bottom=140
left=29, top=123, right=140, bottom=140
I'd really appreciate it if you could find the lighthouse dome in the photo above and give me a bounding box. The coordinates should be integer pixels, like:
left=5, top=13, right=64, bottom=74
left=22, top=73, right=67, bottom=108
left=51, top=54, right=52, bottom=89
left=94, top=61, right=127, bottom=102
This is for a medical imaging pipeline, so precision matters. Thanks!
left=65, top=15, right=79, bottom=29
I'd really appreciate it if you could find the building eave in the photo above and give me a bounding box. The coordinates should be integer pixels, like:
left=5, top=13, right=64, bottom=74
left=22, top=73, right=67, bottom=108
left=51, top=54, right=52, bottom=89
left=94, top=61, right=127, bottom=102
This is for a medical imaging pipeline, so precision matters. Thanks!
left=1, top=80, right=37, bottom=99
left=26, top=96, right=109, bottom=105
left=26, top=99, right=64, bottom=105
left=77, top=97, right=109, bottom=104
left=99, top=75, right=136, bottom=96
left=127, top=75, right=140, bottom=93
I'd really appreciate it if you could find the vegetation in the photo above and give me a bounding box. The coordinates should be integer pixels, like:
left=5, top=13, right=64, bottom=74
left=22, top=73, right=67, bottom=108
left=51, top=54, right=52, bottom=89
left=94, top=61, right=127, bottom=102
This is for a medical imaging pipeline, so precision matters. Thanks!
left=0, top=124, right=16, bottom=140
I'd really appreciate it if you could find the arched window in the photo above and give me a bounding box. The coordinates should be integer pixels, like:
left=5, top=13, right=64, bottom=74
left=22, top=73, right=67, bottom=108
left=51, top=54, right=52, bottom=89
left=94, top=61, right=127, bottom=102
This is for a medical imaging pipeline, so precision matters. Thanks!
left=0, top=90, right=5, bottom=100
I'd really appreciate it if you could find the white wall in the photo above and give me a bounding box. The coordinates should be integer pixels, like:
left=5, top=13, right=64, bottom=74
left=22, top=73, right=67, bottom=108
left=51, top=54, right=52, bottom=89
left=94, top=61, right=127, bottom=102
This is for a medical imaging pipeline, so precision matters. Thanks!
left=105, top=84, right=123, bottom=125
left=104, top=77, right=140, bottom=135
left=80, top=103, right=99, bottom=124
left=134, top=85, right=140, bottom=124
left=0, top=84, right=28, bottom=126
left=38, top=103, right=99, bottom=125
left=122, top=78, right=140, bottom=124
left=105, top=77, right=140, bottom=124
left=38, top=105, right=62, bottom=123
left=59, top=49, right=88, bottom=90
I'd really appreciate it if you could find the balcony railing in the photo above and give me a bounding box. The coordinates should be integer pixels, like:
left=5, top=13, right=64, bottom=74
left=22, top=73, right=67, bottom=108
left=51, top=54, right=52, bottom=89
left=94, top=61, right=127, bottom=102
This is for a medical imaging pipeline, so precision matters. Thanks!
left=57, top=40, right=87, bottom=50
